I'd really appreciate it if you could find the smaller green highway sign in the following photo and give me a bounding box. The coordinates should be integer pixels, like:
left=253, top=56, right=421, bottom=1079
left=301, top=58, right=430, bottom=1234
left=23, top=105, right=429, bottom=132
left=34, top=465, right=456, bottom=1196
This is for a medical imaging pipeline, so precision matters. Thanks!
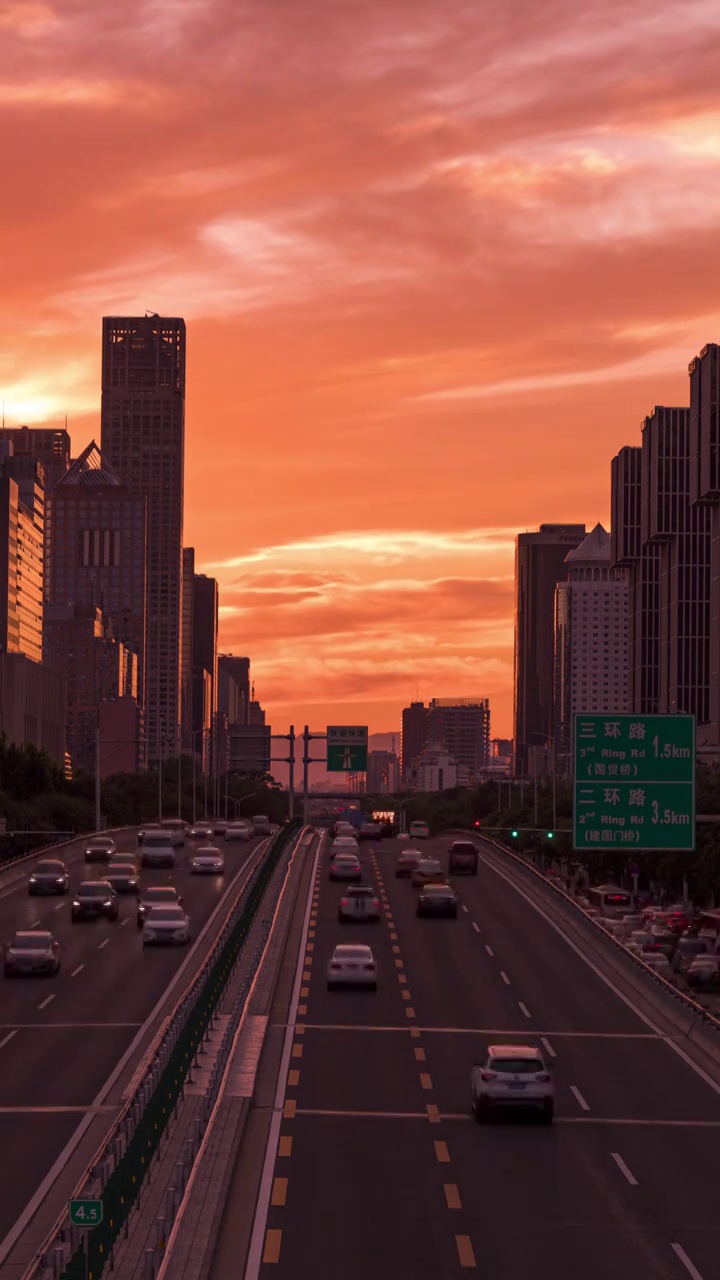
left=573, top=714, right=695, bottom=852
left=326, top=725, right=368, bottom=772
left=69, top=1199, right=103, bottom=1228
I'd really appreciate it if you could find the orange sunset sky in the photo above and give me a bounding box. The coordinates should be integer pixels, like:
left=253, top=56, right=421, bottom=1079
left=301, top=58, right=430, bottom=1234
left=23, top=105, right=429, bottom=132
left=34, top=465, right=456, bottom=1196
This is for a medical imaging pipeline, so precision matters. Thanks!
left=3, top=0, right=720, bottom=738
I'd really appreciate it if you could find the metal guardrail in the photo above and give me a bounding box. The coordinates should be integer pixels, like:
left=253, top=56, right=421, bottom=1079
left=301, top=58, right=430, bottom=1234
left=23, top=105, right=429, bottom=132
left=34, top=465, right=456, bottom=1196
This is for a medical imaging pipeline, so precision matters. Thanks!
left=0, top=828, right=130, bottom=877
left=474, top=831, right=720, bottom=1035
left=38, top=820, right=304, bottom=1280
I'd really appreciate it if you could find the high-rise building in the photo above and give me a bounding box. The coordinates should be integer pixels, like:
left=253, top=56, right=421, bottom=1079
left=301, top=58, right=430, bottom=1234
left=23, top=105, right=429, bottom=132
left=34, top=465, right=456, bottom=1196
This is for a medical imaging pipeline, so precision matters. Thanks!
left=400, top=701, right=428, bottom=782
left=427, top=698, right=491, bottom=781
left=554, top=524, right=630, bottom=764
left=366, top=749, right=400, bottom=794
left=0, top=445, right=44, bottom=663
left=44, top=603, right=138, bottom=774
left=0, top=426, right=70, bottom=488
left=100, top=314, right=186, bottom=762
left=0, top=651, right=66, bottom=765
left=688, top=344, right=720, bottom=757
left=227, top=724, right=271, bottom=776
left=513, top=523, right=586, bottom=773
left=46, top=441, right=147, bottom=707
left=192, top=574, right=218, bottom=759
left=411, top=742, right=458, bottom=792
left=181, top=548, right=195, bottom=751
left=611, top=405, right=711, bottom=734
left=218, top=655, right=250, bottom=725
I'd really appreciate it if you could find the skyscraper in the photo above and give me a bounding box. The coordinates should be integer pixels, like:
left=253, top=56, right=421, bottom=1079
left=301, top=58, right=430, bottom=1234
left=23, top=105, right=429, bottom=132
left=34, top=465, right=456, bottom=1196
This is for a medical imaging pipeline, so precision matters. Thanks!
left=181, top=547, right=195, bottom=751
left=0, top=426, right=70, bottom=488
left=218, top=655, right=250, bottom=725
left=192, top=573, right=219, bottom=772
left=611, top=398, right=713, bottom=739
left=46, top=441, right=147, bottom=707
left=100, top=314, right=186, bottom=762
left=688, top=344, right=720, bottom=756
left=513, top=523, right=586, bottom=773
left=554, top=524, right=630, bottom=763
left=400, top=701, right=428, bottom=782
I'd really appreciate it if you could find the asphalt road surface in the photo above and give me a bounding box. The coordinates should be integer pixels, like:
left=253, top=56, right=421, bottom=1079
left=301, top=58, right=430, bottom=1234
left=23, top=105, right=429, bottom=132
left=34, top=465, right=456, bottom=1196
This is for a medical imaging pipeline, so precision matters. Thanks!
left=240, top=833, right=720, bottom=1280
left=0, top=829, right=262, bottom=1249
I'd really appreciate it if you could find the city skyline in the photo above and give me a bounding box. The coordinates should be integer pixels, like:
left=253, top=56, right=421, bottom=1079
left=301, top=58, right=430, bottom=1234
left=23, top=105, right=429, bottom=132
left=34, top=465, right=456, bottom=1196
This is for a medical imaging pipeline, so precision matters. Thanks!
left=3, top=2, right=720, bottom=735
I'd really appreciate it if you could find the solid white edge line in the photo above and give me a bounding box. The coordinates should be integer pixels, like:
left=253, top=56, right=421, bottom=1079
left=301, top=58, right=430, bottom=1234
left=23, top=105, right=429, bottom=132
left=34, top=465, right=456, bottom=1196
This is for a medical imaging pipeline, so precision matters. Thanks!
left=157, top=829, right=318, bottom=1280
left=540, top=1036, right=556, bottom=1059
left=0, top=842, right=264, bottom=1270
left=671, top=1242, right=705, bottom=1279
left=244, top=840, right=321, bottom=1280
left=477, top=849, right=720, bottom=1101
left=0, top=1031, right=17, bottom=1049
left=610, top=1152, right=638, bottom=1186
left=570, top=1085, right=590, bottom=1112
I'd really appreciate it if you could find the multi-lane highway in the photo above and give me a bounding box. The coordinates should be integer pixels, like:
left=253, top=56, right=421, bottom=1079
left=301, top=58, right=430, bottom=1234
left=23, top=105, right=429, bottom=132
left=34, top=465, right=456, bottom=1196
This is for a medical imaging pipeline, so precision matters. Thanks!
left=0, top=829, right=264, bottom=1255
left=220, top=833, right=720, bottom=1280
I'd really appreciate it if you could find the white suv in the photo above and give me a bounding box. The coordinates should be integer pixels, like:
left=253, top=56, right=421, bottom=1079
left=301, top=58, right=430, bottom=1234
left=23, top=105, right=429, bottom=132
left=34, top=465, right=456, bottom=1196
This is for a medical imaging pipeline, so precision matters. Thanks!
left=471, top=1045, right=554, bottom=1124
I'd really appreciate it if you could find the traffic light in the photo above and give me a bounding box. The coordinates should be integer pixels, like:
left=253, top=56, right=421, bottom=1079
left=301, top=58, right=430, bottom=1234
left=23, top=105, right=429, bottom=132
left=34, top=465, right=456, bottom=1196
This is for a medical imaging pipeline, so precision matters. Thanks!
left=511, top=829, right=519, bottom=839
left=546, top=831, right=554, bottom=840
left=474, top=820, right=481, bottom=830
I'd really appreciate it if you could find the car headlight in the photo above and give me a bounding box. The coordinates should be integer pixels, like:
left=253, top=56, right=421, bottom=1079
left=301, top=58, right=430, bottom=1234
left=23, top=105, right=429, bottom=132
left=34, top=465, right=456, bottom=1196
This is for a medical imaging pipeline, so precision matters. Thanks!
left=29, top=877, right=37, bottom=884
left=72, top=900, right=80, bottom=908
left=56, top=877, right=65, bottom=884
left=103, top=900, right=112, bottom=907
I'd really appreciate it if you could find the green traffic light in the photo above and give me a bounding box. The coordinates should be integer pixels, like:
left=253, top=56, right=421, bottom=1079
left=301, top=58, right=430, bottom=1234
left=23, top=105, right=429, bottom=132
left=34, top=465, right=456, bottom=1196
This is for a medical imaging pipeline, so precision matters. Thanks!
left=511, top=829, right=519, bottom=838
left=547, top=831, right=554, bottom=839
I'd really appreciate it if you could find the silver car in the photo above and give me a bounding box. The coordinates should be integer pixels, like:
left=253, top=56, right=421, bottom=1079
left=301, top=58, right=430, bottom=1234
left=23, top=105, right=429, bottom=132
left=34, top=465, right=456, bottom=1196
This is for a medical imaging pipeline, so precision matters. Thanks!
left=329, top=854, right=362, bottom=882
left=338, top=886, right=380, bottom=922
left=142, top=904, right=191, bottom=946
left=4, top=930, right=61, bottom=976
left=327, top=944, right=377, bottom=990
left=190, top=824, right=213, bottom=839
left=84, top=837, right=117, bottom=864
left=137, top=885, right=183, bottom=928
left=225, top=823, right=251, bottom=841
left=28, top=859, right=69, bottom=896
left=190, top=846, right=225, bottom=875
left=471, top=1045, right=554, bottom=1123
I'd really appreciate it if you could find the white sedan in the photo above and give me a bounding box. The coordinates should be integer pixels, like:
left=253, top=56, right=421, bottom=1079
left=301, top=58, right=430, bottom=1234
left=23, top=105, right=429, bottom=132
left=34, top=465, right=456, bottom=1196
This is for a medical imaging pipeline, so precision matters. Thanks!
left=142, top=905, right=191, bottom=946
left=225, top=823, right=251, bottom=841
left=190, top=846, right=225, bottom=874
left=327, top=943, right=377, bottom=990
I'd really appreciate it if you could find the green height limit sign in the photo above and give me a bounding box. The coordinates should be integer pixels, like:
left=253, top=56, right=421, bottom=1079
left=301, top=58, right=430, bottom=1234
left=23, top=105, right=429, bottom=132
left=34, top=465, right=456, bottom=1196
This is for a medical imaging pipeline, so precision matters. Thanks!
left=69, top=1199, right=103, bottom=1228
left=573, top=714, right=695, bottom=852
left=327, top=725, right=368, bottom=772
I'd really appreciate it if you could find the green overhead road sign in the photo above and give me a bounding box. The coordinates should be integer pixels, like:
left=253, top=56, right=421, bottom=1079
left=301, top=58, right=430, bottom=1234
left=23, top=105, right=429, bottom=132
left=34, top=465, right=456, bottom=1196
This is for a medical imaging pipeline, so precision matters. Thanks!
left=573, top=714, right=695, bottom=852
left=69, top=1199, right=103, bottom=1228
left=327, top=725, right=368, bottom=772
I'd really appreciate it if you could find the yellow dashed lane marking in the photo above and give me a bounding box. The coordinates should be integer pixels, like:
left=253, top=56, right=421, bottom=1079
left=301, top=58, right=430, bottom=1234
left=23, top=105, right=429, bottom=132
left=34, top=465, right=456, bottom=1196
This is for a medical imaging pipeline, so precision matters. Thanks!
left=278, top=1136, right=293, bottom=1157
left=420, top=1073, right=433, bottom=1090
left=395, top=959, right=404, bottom=969
left=308, top=930, right=316, bottom=939
left=288, top=1070, right=300, bottom=1086
left=292, top=1044, right=303, bottom=1059
left=271, top=1177, right=288, bottom=1207
left=456, top=1235, right=476, bottom=1267
left=302, top=970, right=311, bottom=982
left=300, top=986, right=309, bottom=998
left=284, top=1099, right=297, bottom=1118
left=444, top=1183, right=462, bottom=1209
left=392, top=945, right=400, bottom=954
left=298, top=1004, right=308, bottom=1016
left=410, top=1027, right=420, bottom=1038
left=306, top=943, right=314, bottom=953
left=263, top=1229, right=282, bottom=1263
left=390, top=932, right=398, bottom=941
left=401, top=988, right=411, bottom=999
left=415, top=1047, right=426, bottom=1062
left=434, top=1140, right=450, bottom=1163
left=406, top=1007, right=416, bottom=1019
left=427, top=1103, right=440, bottom=1123
left=296, top=1025, right=305, bottom=1035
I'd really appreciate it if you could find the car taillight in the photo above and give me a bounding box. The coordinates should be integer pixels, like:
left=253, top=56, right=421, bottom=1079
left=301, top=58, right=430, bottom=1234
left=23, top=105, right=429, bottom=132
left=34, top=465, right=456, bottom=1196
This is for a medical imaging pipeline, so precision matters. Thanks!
left=363, top=963, right=374, bottom=970
left=372, top=899, right=379, bottom=907
left=536, top=1073, right=551, bottom=1083
left=341, top=899, right=349, bottom=906
left=480, top=1070, right=497, bottom=1082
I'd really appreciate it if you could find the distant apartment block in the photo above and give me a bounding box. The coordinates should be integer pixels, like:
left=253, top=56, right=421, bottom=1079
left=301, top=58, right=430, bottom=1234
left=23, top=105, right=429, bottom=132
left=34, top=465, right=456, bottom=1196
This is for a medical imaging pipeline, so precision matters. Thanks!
left=218, top=655, right=250, bottom=725
left=427, top=697, right=491, bottom=781
left=0, top=425, right=71, bottom=488
left=400, top=701, right=428, bottom=782
left=366, top=749, right=400, bottom=794
left=411, top=743, right=458, bottom=792
left=0, top=443, right=44, bottom=663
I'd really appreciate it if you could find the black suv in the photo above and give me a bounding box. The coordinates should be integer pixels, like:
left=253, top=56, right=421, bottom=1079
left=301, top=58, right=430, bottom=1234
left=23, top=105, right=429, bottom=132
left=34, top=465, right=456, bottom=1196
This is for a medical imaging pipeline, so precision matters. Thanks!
left=71, top=881, right=119, bottom=921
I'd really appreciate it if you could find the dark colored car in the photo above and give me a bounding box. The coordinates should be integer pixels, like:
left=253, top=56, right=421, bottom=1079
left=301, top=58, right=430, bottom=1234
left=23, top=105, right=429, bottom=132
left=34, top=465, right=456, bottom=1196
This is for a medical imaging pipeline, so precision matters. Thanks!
left=71, top=881, right=119, bottom=921
left=640, top=929, right=678, bottom=958
left=395, top=850, right=422, bottom=878
left=28, top=859, right=69, bottom=896
left=105, top=863, right=140, bottom=895
left=137, top=885, right=184, bottom=928
left=4, top=930, right=61, bottom=976
left=448, top=841, right=478, bottom=875
left=416, top=884, right=459, bottom=918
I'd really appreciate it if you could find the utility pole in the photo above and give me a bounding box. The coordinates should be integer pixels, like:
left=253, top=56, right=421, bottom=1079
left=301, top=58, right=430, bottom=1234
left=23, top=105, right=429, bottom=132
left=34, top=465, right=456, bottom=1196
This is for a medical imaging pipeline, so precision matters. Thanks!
left=177, top=731, right=182, bottom=820
left=302, top=725, right=310, bottom=825
left=288, top=724, right=295, bottom=820
left=95, top=722, right=101, bottom=832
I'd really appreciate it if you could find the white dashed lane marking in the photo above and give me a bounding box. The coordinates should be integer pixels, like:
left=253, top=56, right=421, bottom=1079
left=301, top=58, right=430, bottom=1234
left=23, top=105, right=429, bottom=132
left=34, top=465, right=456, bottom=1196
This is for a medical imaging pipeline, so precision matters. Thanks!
left=671, top=1243, right=705, bottom=1279
left=0, top=1031, right=17, bottom=1049
left=500, top=972, right=510, bottom=985
left=611, top=1153, right=638, bottom=1186
left=471, top=922, right=480, bottom=933
left=70, top=965, right=84, bottom=978
left=37, top=995, right=55, bottom=1011
left=518, top=1002, right=531, bottom=1019
left=98, top=939, right=109, bottom=950
left=485, top=945, right=493, bottom=957
left=570, top=1085, right=590, bottom=1112
left=540, top=1037, right=556, bottom=1059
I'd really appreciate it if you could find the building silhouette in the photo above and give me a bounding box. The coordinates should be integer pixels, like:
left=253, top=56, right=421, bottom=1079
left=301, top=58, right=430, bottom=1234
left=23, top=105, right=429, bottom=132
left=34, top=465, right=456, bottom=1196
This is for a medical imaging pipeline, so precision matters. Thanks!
left=100, top=314, right=186, bottom=762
